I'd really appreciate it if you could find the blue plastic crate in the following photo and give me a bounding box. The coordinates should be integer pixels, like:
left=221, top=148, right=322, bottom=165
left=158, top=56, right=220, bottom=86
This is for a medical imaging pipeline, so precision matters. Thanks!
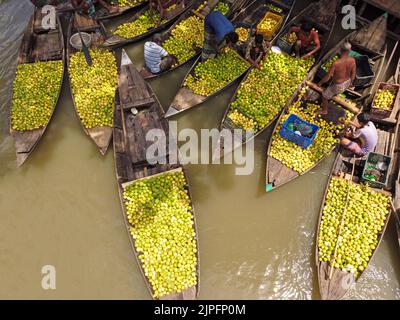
left=279, top=114, right=319, bottom=148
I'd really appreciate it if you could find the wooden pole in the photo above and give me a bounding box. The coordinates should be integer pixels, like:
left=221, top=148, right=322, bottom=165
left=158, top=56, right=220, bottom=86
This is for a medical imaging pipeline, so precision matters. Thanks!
left=191, top=9, right=205, bottom=19
left=306, top=81, right=360, bottom=114
left=382, top=40, right=399, bottom=82
left=329, top=157, right=356, bottom=279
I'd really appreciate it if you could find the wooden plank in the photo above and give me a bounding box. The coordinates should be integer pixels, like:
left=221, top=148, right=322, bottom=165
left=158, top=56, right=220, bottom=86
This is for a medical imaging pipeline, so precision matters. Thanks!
left=375, top=129, right=385, bottom=154
left=11, top=128, right=44, bottom=153
left=268, top=157, right=298, bottom=187
left=113, top=127, right=125, bottom=154
left=127, top=64, right=151, bottom=100
left=122, top=167, right=183, bottom=188
left=117, top=97, right=156, bottom=110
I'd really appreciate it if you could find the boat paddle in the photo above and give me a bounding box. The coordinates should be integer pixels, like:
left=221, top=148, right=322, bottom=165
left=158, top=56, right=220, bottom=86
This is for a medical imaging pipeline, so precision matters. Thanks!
left=73, top=11, right=92, bottom=66
left=77, top=26, right=92, bottom=66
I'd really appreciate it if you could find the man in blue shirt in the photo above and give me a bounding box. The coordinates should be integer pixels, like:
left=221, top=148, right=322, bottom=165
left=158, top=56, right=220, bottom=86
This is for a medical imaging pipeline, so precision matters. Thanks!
left=202, top=10, right=239, bottom=60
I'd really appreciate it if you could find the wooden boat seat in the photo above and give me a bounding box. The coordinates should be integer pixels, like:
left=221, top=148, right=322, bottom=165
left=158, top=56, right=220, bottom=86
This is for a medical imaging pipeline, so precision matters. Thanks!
left=117, top=97, right=156, bottom=111
left=31, top=31, right=63, bottom=61
left=73, top=13, right=99, bottom=31
left=119, top=64, right=152, bottom=107
left=125, top=111, right=168, bottom=165
left=139, top=68, right=154, bottom=78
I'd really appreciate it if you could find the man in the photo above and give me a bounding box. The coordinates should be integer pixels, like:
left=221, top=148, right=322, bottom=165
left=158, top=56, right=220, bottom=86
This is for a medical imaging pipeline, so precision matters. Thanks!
left=144, top=34, right=175, bottom=74
left=318, top=42, right=356, bottom=115
left=72, top=0, right=117, bottom=18
left=245, top=33, right=270, bottom=68
left=202, top=10, right=239, bottom=61
left=290, top=22, right=320, bottom=59
left=340, top=113, right=377, bottom=157
left=150, top=0, right=177, bottom=19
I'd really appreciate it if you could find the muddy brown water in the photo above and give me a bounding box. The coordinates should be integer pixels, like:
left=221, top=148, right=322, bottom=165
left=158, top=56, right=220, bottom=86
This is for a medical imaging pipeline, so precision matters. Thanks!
left=0, top=0, right=399, bottom=299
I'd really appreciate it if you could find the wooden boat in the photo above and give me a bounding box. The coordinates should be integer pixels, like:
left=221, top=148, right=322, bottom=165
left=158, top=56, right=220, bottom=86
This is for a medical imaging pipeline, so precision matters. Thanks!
left=164, top=0, right=297, bottom=117
left=391, top=55, right=400, bottom=255
left=316, top=30, right=397, bottom=299
left=66, top=15, right=116, bottom=155
left=99, top=0, right=195, bottom=48
left=71, top=11, right=101, bottom=32
left=52, top=0, right=147, bottom=19
left=265, top=14, right=389, bottom=192
left=10, top=10, right=64, bottom=167
left=113, top=49, right=200, bottom=300
left=140, top=0, right=240, bottom=80
left=213, top=0, right=339, bottom=159
left=95, top=0, right=148, bottom=21
left=315, top=108, right=400, bottom=300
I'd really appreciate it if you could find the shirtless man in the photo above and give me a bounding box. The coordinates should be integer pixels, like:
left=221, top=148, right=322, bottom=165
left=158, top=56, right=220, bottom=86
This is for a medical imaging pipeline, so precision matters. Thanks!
left=318, top=42, right=356, bottom=115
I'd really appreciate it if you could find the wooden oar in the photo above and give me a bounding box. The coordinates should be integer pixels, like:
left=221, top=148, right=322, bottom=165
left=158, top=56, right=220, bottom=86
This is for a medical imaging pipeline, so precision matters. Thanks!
left=328, top=156, right=356, bottom=279
left=74, top=12, right=92, bottom=66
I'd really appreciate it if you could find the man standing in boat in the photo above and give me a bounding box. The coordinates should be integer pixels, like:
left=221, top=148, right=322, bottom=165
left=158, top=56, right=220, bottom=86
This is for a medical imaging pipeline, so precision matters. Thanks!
left=144, top=33, right=176, bottom=75
left=202, top=10, right=239, bottom=61
left=317, top=42, right=356, bottom=115
left=290, top=22, right=321, bottom=59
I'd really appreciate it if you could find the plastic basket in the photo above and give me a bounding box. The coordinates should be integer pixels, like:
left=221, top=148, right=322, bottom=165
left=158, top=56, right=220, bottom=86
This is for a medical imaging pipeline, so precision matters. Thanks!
left=256, top=12, right=284, bottom=41
left=362, top=152, right=391, bottom=189
left=316, top=50, right=361, bottom=81
left=276, top=36, right=293, bottom=54
left=279, top=114, right=319, bottom=149
left=354, top=55, right=374, bottom=87
left=370, top=82, right=400, bottom=118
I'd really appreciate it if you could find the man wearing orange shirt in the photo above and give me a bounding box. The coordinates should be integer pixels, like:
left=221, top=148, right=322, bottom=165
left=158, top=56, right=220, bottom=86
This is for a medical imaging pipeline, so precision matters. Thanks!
left=290, top=22, right=321, bottom=59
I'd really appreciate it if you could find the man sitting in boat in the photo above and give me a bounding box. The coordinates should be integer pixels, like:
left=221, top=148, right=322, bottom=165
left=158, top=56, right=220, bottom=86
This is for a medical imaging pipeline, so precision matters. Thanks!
left=150, top=0, right=179, bottom=19
left=290, top=22, right=321, bottom=59
left=71, top=0, right=118, bottom=18
left=202, top=10, right=239, bottom=61
left=341, top=113, right=378, bottom=157
left=244, top=34, right=270, bottom=68
left=144, top=33, right=176, bottom=75
left=318, top=42, right=356, bottom=115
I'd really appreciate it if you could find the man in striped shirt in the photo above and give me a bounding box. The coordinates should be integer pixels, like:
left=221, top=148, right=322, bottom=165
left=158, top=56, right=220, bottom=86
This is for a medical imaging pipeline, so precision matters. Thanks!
left=144, top=34, right=175, bottom=74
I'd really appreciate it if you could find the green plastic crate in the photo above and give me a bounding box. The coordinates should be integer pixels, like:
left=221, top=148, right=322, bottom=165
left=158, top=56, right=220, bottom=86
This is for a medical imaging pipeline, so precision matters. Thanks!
left=361, top=152, right=391, bottom=189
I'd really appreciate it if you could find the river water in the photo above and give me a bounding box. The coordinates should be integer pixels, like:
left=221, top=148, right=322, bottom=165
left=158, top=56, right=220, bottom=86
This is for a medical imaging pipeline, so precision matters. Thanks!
left=0, top=0, right=399, bottom=299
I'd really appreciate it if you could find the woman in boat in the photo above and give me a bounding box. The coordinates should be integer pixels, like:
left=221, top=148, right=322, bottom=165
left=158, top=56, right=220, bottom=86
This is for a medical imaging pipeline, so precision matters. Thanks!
left=340, top=113, right=378, bottom=157
left=202, top=10, right=239, bottom=61
left=290, top=22, right=321, bottom=59
left=71, top=0, right=118, bottom=17
left=318, top=42, right=356, bottom=115
left=144, top=33, right=176, bottom=74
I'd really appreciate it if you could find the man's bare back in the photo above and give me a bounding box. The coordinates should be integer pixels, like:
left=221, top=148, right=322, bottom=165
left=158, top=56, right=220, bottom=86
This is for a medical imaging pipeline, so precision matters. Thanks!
left=330, top=56, right=356, bottom=84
